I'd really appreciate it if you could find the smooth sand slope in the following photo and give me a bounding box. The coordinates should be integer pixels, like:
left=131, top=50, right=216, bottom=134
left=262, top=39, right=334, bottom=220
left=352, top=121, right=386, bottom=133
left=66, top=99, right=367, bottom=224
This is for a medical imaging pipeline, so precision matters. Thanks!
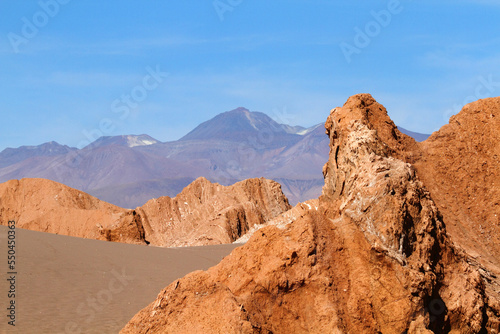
left=0, top=226, right=239, bottom=334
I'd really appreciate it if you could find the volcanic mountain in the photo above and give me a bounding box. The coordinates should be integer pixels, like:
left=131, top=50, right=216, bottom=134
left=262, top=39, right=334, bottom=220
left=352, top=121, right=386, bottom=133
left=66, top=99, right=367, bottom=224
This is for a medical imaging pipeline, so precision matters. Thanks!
left=0, top=108, right=429, bottom=208
left=180, top=107, right=309, bottom=145
left=121, top=94, right=500, bottom=333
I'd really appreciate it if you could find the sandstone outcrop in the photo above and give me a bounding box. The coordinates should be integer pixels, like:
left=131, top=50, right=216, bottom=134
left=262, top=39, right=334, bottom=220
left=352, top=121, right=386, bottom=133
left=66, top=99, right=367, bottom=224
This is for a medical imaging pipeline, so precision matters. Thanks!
left=121, top=94, right=500, bottom=333
left=0, top=177, right=291, bottom=247
left=234, top=198, right=319, bottom=244
left=412, top=97, right=500, bottom=277
left=0, top=178, right=144, bottom=243
left=103, top=177, right=291, bottom=247
left=412, top=97, right=500, bottom=332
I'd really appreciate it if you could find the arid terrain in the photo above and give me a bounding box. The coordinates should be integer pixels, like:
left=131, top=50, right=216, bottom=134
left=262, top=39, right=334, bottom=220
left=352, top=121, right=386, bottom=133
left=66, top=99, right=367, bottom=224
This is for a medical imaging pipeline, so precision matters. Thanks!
left=0, top=176, right=290, bottom=247
left=1, top=0, right=494, bottom=332
left=120, top=94, right=500, bottom=333
left=0, top=225, right=238, bottom=334
left=0, top=94, right=497, bottom=333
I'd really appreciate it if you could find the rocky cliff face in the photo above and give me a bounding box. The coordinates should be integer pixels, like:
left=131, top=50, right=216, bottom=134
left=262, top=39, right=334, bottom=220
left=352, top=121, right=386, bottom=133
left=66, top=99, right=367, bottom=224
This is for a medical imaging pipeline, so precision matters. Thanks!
left=412, top=97, right=500, bottom=332
left=102, top=177, right=291, bottom=247
left=413, top=97, right=500, bottom=272
left=0, top=177, right=291, bottom=247
left=320, top=94, right=498, bottom=332
left=121, top=94, right=500, bottom=333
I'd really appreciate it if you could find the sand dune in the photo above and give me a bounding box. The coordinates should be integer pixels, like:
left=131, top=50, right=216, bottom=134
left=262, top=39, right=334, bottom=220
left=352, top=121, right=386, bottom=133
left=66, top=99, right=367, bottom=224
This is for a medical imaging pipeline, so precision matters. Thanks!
left=0, top=226, right=239, bottom=334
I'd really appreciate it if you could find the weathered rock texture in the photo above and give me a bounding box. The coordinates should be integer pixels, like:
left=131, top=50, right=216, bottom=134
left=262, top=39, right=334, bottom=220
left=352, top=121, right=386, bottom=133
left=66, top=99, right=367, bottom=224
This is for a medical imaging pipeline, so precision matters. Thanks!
left=0, top=178, right=144, bottom=242
left=412, top=97, right=500, bottom=332
left=0, top=177, right=290, bottom=247
left=105, top=177, right=291, bottom=247
left=413, top=97, right=500, bottom=278
left=234, top=198, right=319, bottom=244
left=121, top=94, right=500, bottom=333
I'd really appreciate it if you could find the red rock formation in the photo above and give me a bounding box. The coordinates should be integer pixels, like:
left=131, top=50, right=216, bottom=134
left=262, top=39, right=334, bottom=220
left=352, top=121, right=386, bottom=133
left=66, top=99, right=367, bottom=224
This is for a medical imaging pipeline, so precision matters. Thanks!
left=121, top=94, right=500, bottom=333
left=321, top=94, right=498, bottom=332
left=234, top=199, right=319, bottom=244
left=105, top=177, right=291, bottom=247
left=0, top=177, right=291, bottom=247
left=413, top=97, right=500, bottom=332
left=413, top=97, right=500, bottom=267
left=0, top=178, right=145, bottom=243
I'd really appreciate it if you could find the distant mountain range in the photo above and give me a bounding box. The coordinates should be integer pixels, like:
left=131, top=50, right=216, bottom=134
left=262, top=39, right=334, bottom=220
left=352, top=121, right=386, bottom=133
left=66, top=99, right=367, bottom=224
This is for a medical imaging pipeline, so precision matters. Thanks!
left=0, top=107, right=430, bottom=208
left=0, top=141, right=76, bottom=169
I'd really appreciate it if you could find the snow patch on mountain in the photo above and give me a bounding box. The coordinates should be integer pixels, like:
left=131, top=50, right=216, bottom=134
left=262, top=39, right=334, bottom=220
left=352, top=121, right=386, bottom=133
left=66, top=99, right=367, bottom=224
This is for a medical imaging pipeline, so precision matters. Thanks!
left=126, top=135, right=158, bottom=147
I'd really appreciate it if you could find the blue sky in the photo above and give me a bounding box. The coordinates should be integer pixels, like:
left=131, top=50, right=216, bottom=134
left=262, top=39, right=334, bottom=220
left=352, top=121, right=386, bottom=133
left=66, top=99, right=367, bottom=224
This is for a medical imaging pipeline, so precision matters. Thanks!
left=0, top=0, right=499, bottom=151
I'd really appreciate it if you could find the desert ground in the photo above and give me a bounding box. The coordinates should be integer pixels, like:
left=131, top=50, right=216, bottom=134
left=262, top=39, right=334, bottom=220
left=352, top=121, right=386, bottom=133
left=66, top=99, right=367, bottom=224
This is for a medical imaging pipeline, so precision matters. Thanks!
left=0, top=226, right=239, bottom=334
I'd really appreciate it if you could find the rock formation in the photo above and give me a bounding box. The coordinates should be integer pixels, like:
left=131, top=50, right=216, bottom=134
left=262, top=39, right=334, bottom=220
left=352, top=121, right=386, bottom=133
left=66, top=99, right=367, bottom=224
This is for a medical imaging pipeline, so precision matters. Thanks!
left=103, top=177, right=291, bottom=247
left=121, top=94, right=500, bottom=333
left=412, top=97, right=500, bottom=278
left=0, top=178, right=144, bottom=243
left=412, top=97, right=500, bottom=332
left=234, top=198, right=319, bottom=244
left=0, top=177, right=291, bottom=247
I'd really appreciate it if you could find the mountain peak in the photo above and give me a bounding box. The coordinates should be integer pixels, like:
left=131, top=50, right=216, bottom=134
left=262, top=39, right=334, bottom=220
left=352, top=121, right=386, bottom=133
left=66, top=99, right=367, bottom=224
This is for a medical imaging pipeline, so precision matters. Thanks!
left=0, top=141, right=76, bottom=168
left=180, top=108, right=281, bottom=142
left=179, top=107, right=311, bottom=144
left=228, top=107, right=250, bottom=113
left=85, top=134, right=159, bottom=149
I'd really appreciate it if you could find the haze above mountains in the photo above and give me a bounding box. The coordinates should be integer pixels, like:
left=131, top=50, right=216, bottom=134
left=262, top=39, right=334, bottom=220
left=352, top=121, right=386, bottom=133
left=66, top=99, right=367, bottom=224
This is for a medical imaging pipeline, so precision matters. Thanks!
left=0, top=107, right=429, bottom=208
